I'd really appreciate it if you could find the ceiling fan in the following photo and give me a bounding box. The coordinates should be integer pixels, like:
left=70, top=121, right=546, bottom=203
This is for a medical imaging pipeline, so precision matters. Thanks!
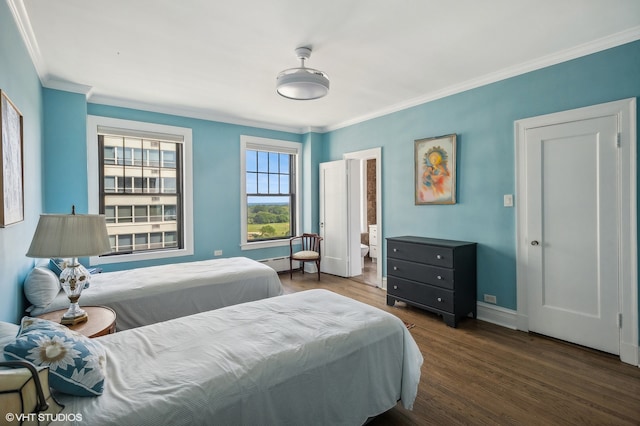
left=276, top=47, right=330, bottom=100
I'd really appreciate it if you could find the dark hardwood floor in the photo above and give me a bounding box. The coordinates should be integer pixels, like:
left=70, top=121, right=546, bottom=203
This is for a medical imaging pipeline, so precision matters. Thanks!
left=279, top=271, right=640, bottom=425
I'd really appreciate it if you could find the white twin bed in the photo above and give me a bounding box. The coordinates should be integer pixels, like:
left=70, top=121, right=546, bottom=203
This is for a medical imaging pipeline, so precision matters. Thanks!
left=3, top=289, right=423, bottom=425
left=29, top=257, right=284, bottom=330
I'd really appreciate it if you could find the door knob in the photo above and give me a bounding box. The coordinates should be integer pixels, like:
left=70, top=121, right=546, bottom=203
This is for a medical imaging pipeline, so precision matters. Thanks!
left=531, top=240, right=540, bottom=246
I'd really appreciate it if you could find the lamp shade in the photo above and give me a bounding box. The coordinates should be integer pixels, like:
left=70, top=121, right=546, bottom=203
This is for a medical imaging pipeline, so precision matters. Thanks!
left=26, top=213, right=111, bottom=258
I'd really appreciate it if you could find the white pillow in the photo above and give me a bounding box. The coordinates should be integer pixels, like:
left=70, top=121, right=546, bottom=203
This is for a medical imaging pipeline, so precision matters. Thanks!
left=0, top=321, right=19, bottom=347
left=0, top=321, right=20, bottom=361
left=23, top=267, right=61, bottom=309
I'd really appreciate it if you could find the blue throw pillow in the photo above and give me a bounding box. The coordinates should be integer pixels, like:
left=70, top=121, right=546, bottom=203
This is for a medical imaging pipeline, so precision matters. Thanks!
left=3, top=317, right=106, bottom=396
left=48, top=258, right=65, bottom=276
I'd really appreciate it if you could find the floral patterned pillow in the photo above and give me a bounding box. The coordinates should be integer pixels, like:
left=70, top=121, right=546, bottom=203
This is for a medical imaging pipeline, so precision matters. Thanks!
left=3, top=317, right=106, bottom=396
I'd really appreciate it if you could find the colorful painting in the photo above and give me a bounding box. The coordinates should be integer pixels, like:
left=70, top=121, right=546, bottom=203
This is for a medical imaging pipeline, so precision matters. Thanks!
left=415, top=134, right=456, bottom=205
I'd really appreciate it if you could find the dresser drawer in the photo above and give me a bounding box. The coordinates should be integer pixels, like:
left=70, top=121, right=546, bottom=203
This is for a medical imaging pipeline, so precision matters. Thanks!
left=388, top=258, right=454, bottom=289
left=388, top=277, right=454, bottom=312
left=387, top=240, right=453, bottom=268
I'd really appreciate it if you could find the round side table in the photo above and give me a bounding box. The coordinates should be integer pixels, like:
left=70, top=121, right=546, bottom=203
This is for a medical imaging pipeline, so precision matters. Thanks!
left=37, top=306, right=116, bottom=338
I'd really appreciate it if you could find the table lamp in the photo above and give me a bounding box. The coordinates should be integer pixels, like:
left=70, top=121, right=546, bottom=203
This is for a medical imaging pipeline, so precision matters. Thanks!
left=26, top=206, right=111, bottom=324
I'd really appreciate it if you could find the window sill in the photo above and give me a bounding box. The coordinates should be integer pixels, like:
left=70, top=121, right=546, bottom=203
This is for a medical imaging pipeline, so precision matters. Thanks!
left=89, top=247, right=194, bottom=266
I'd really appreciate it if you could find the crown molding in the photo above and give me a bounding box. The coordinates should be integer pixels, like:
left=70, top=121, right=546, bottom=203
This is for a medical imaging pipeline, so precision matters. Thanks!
left=87, top=94, right=312, bottom=134
left=43, top=77, right=93, bottom=97
left=6, top=0, right=46, bottom=83
left=322, top=26, right=640, bottom=133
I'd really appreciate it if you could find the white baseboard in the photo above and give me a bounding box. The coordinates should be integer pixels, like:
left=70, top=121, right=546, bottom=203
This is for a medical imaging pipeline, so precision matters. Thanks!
left=476, top=301, right=518, bottom=330
left=620, top=341, right=640, bottom=367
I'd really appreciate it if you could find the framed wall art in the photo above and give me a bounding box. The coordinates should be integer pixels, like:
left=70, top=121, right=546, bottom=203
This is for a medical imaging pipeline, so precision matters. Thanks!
left=0, top=90, right=24, bottom=227
left=415, top=133, right=456, bottom=205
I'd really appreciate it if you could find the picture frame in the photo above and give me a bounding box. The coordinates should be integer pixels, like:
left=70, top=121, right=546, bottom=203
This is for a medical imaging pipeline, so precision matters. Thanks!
left=415, top=133, right=456, bottom=205
left=0, top=90, right=24, bottom=227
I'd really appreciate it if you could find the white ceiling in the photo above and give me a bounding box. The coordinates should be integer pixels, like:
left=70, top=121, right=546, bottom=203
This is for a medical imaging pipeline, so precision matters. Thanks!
left=9, top=0, right=640, bottom=133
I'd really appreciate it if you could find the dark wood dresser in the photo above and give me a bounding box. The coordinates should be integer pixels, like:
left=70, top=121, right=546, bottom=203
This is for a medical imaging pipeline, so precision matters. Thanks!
left=386, top=236, right=477, bottom=327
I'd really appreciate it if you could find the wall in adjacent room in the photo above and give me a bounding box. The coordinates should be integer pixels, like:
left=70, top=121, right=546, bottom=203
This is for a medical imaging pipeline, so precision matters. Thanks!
left=322, top=40, right=640, bottom=312
left=0, top=0, right=45, bottom=322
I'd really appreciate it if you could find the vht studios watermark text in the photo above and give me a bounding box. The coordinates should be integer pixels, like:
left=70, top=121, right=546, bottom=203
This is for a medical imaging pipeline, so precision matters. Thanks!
left=5, top=412, right=83, bottom=423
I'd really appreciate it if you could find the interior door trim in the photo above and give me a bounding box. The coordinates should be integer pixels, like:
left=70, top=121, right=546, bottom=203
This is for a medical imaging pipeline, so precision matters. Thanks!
left=514, top=98, right=637, bottom=366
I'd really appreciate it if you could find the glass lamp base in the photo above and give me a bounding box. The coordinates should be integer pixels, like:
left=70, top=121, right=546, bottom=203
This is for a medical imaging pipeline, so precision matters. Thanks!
left=59, top=260, right=91, bottom=325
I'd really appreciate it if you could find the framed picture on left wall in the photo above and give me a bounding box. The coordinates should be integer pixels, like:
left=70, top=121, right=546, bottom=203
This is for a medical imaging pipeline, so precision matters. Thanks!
left=0, top=90, right=24, bottom=227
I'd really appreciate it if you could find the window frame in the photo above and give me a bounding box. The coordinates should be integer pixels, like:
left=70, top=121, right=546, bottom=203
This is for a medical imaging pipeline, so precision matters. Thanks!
left=240, top=135, right=301, bottom=250
left=87, top=115, right=194, bottom=265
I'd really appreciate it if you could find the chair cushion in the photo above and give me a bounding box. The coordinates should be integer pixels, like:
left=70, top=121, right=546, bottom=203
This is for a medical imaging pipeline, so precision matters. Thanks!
left=292, top=250, right=320, bottom=260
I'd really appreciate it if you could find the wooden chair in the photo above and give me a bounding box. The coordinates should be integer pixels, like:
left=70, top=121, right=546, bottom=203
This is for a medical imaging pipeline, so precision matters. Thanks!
left=289, top=233, right=323, bottom=280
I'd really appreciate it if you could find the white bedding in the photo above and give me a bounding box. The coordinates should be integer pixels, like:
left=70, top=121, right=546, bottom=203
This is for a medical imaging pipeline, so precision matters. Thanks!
left=30, top=257, right=283, bottom=330
left=53, top=289, right=423, bottom=426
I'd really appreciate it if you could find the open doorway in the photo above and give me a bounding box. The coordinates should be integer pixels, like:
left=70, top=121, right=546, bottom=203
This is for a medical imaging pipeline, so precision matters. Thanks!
left=344, top=148, right=382, bottom=287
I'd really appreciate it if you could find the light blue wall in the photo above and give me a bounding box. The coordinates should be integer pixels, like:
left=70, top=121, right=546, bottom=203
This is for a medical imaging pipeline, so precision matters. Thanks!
left=323, top=40, right=640, bottom=311
left=0, top=0, right=44, bottom=322
left=43, top=89, right=88, bottom=213
left=39, top=100, right=304, bottom=272
left=302, top=132, right=322, bottom=234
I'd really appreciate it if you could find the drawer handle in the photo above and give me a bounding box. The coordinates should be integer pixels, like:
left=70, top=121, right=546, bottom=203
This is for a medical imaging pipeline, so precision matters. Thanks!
left=437, top=275, right=442, bottom=280
left=393, top=248, right=398, bottom=252
left=436, top=254, right=442, bottom=260
left=393, top=285, right=398, bottom=290
left=437, top=297, right=443, bottom=302
left=393, top=266, right=398, bottom=271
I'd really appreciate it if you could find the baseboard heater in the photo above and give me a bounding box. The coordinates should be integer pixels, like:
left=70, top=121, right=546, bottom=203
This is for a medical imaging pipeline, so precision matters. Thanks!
left=258, top=257, right=299, bottom=273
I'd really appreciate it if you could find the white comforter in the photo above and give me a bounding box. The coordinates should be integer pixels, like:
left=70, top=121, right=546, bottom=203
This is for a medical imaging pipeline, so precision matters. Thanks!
left=31, top=257, right=283, bottom=330
left=54, top=289, right=423, bottom=426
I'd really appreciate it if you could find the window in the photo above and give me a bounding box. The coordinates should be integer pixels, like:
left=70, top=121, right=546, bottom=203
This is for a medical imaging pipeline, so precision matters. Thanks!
left=87, top=116, right=193, bottom=265
left=99, top=134, right=180, bottom=253
left=134, top=206, right=148, bottom=222
left=240, top=136, right=301, bottom=249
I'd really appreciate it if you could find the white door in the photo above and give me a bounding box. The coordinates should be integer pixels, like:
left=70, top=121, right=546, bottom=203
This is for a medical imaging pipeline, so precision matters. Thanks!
left=319, top=159, right=361, bottom=277
left=525, top=115, right=619, bottom=354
